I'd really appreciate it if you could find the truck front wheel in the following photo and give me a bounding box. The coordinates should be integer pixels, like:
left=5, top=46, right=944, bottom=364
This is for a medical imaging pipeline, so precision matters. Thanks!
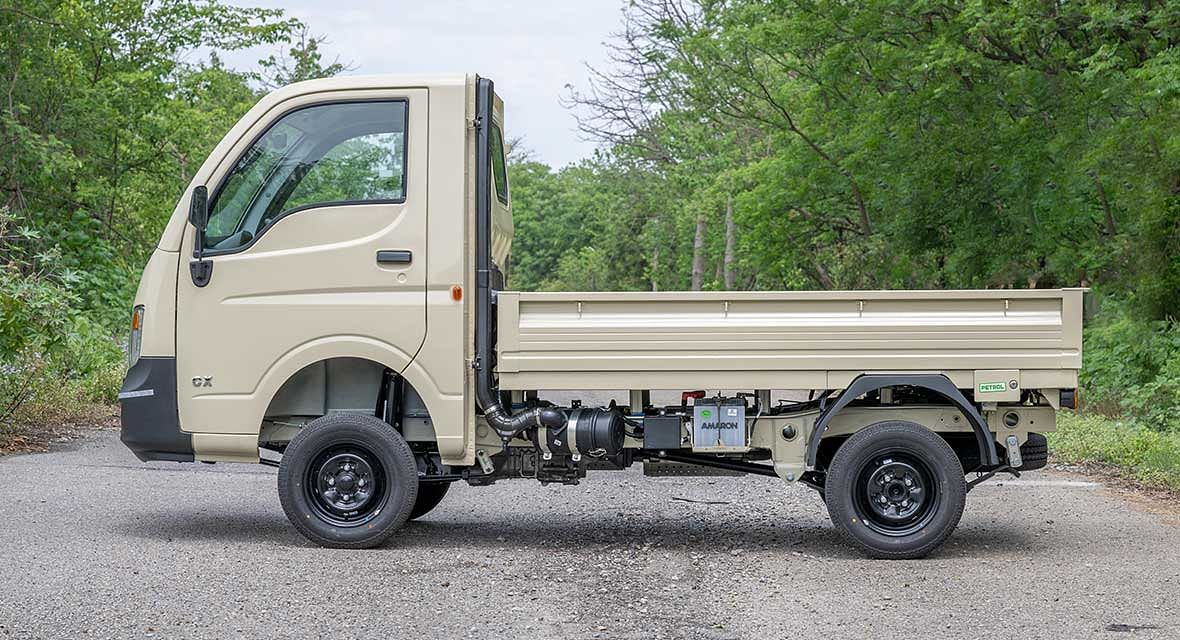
left=278, top=413, right=419, bottom=549
left=824, top=421, right=966, bottom=559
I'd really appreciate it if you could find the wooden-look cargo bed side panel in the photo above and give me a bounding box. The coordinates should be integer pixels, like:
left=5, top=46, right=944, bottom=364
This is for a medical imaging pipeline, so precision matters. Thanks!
left=495, top=289, right=1083, bottom=391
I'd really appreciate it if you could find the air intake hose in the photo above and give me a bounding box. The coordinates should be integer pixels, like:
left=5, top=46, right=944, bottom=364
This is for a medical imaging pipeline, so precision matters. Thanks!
left=481, top=401, right=566, bottom=437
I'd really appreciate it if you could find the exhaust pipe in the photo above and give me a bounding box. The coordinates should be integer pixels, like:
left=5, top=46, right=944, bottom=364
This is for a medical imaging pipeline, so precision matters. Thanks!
left=473, top=77, right=564, bottom=439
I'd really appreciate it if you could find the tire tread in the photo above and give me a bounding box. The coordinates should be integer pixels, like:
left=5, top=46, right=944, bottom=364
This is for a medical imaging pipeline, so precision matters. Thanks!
left=824, top=421, right=966, bottom=560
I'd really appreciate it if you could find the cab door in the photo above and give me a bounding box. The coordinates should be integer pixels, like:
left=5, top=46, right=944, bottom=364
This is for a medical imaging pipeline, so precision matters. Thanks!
left=176, top=91, right=428, bottom=434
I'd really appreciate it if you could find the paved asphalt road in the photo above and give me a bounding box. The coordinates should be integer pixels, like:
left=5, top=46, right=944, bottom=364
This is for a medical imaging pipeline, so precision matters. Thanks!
left=0, top=428, right=1177, bottom=639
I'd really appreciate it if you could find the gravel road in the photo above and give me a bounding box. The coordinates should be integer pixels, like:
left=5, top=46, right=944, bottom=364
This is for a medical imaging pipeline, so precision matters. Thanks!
left=0, top=428, right=1177, bottom=639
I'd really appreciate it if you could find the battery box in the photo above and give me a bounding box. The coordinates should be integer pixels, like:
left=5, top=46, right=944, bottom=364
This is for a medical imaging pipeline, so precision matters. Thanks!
left=692, top=398, right=747, bottom=451
left=642, top=415, right=685, bottom=450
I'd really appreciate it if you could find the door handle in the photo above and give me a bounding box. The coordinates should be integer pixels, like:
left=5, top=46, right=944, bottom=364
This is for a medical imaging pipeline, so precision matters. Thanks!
left=376, top=250, right=412, bottom=264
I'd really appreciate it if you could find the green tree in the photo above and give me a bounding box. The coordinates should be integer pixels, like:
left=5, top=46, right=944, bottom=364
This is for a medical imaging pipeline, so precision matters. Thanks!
left=0, top=0, right=343, bottom=433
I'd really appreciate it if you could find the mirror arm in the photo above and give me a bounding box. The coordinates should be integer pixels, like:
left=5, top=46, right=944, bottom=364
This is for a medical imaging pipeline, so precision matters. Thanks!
left=189, top=186, right=213, bottom=287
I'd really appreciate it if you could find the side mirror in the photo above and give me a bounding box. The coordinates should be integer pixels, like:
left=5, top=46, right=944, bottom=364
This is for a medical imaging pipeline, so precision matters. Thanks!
left=188, top=185, right=209, bottom=231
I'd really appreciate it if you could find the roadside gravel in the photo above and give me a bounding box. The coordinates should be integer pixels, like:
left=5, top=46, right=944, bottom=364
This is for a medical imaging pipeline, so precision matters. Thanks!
left=0, top=429, right=1176, bottom=639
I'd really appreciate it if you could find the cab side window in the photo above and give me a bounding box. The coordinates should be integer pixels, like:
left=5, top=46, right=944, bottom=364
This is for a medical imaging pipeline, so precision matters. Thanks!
left=490, top=122, right=509, bottom=205
left=204, top=100, right=408, bottom=252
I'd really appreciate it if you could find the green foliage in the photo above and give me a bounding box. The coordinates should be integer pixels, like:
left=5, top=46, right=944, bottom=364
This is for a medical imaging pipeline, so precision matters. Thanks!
left=1, top=208, right=120, bottom=427
left=0, top=1, right=345, bottom=440
left=0, top=208, right=77, bottom=359
left=1050, top=412, right=1180, bottom=491
left=548, top=0, right=1180, bottom=309
left=1082, top=310, right=1180, bottom=432
left=507, top=156, right=679, bottom=291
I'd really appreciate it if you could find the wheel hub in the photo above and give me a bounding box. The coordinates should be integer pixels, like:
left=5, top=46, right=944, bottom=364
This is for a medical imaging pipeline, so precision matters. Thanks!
left=852, top=453, right=939, bottom=537
left=314, top=452, right=378, bottom=514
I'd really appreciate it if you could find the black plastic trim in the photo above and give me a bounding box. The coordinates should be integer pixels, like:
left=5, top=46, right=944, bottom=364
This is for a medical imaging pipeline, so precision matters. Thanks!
left=805, top=374, right=999, bottom=471
left=119, top=356, right=193, bottom=462
left=376, top=249, right=412, bottom=264
left=189, top=258, right=213, bottom=287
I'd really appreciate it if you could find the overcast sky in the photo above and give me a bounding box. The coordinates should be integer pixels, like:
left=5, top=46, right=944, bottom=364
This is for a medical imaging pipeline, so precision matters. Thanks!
left=222, top=0, right=624, bottom=167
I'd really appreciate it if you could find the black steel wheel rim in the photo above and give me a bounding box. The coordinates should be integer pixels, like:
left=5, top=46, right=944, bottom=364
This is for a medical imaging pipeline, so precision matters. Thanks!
left=305, top=443, right=388, bottom=528
left=852, top=449, right=939, bottom=537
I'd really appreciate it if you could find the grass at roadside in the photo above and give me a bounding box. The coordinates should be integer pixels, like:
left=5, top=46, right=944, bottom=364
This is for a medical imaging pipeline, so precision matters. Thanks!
left=0, top=399, right=117, bottom=455
left=1050, top=412, right=1180, bottom=492
left=0, top=362, right=121, bottom=456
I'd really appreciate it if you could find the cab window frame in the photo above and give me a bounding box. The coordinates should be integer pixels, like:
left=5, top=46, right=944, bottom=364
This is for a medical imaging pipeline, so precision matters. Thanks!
left=199, top=98, right=410, bottom=258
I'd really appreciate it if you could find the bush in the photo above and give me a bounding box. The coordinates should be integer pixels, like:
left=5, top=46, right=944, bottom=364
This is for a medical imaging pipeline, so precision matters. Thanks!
left=0, top=209, right=77, bottom=359
left=1081, top=308, right=1180, bottom=432
left=1, top=208, right=124, bottom=445
left=61, top=316, right=126, bottom=404
left=1050, top=412, right=1180, bottom=491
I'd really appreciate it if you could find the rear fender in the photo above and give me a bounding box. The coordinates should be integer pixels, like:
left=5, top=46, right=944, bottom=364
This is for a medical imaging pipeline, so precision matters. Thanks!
left=805, top=374, right=999, bottom=471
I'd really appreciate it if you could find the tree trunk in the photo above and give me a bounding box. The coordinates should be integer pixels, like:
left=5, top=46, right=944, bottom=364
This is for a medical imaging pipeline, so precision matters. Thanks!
left=691, top=213, right=706, bottom=291
left=812, top=257, right=835, bottom=289
left=1091, top=173, right=1117, bottom=236
left=650, top=245, right=659, bottom=292
left=723, top=195, right=736, bottom=290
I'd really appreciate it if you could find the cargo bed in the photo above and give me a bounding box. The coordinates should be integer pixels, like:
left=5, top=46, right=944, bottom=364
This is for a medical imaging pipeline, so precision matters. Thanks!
left=495, top=289, right=1084, bottom=391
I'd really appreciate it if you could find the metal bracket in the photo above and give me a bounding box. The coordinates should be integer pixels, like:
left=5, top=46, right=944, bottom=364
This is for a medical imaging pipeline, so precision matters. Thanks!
left=1005, top=435, right=1023, bottom=468
left=474, top=449, right=495, bottom=474
left=966, top=465, right=1020, bottom=492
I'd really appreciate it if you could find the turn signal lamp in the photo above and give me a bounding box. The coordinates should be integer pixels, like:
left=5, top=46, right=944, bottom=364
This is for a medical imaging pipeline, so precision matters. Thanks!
left=128, top=305, right=144, bottom=367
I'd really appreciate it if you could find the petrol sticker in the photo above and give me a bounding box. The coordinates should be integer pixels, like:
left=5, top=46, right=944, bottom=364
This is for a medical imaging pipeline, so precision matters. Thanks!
left=978, top=382, right=1006, bottom=394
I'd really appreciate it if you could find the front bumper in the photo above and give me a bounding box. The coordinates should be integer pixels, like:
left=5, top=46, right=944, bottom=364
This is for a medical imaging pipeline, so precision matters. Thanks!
left=119, top=356, right=193, bottom=462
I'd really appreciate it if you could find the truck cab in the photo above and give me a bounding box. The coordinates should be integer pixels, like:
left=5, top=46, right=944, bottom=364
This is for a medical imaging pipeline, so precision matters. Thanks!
left=120, top=74, right=1082, bottom=558
left=123, top=75, right=498, bottom=466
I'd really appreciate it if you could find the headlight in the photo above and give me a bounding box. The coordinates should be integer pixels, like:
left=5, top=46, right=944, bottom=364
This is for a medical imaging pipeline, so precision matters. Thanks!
left=129, top=305, right=144, bottom=367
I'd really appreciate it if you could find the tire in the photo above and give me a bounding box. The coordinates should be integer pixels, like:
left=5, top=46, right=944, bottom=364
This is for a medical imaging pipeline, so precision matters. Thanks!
left=824, top=421, right=966, bottom=559
left=1017, top=433, right=1048, bottom=471
left=278, top=413, right=418, bottom=549
left=409, top=482, right=451, bottom=520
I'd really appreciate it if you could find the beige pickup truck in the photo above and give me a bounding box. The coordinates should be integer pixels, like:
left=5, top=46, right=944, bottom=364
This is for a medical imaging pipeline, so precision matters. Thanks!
left=119, top=74, right=1082, bottom=558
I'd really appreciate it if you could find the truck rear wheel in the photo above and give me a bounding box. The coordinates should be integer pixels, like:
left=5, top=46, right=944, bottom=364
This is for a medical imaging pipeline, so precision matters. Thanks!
left=409, top=482, right=451, bottom=520
left=278, top=413, right=418, bottom=549
left=824, top=421, right=966, bottom=559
